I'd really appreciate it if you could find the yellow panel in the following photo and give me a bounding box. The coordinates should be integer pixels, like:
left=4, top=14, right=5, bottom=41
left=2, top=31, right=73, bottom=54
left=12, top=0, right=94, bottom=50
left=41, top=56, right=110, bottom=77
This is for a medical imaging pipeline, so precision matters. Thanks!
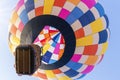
left=43, top=43, right=50, bottom=55
left=10, top=35, right=20, bottom=46
left=45, top=70, right=56, bottom=78
left=10, top=11, right=18, bottom=24
left=101, top=42, right=108, bottom=55
left=76, top=35, right=93, bottom=46
left=8, top=41, right=17, bottom=55
left=90, top=18, right=104, bottom=33
left=43, top=0, right=55, bottom=14
left=58, top=76, right=72, bottom=80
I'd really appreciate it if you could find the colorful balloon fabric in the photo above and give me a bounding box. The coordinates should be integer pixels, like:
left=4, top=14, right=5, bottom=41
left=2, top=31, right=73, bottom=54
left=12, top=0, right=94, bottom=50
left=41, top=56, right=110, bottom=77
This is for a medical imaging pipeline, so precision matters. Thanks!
left=8, top=0, right=109, bottom=80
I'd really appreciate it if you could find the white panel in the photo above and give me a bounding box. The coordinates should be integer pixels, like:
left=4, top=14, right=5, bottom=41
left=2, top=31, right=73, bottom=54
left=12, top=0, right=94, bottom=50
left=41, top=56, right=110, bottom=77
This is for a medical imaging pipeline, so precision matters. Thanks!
left=43, top=29, right=49, bottom=34
left=93, top=33, right=99, bottom=44
left=47, top=78, right=58, bottom=80
left=56, top=73, right=65, bottom=78
left=8, top=23, right=12, bottom=32
left=77, top=2, right=89, bottom=13
left=59, top=66, right=70, bottom=72
left=96, top=44, right=102, bottom=55
left=60, top=44, right=65, bottom=49
left=34, top=0, right=44, bottom=8
left=38, top=34, right=45, bottom=40
left=90, top=7, right=100, bottom=19
left=48, top=46, right=55, bottom=53
left=14, top=18, right=20, bottom=28
left=63, top=1, right=75, bottom=12
left=79, top=55, right=88, bottom=63
left=74, top=47, right=84, bottom=54
left=24, top=0, right=28, bottom=3
left=51, top=6, right=62, bottom=16
left=101, top=16, right=107, bottom=29
left=51, top=54, right=59, bottom=60
left=28, top=10, right=35, bottom=20
left=71, top=20, right=82, bottom=31
left=83, top=25, right=92, bottom=36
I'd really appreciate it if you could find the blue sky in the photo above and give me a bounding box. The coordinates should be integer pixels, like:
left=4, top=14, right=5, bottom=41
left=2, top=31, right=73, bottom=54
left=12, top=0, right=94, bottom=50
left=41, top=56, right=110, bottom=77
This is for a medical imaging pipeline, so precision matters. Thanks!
left=0, top=0, right=120, bottom=80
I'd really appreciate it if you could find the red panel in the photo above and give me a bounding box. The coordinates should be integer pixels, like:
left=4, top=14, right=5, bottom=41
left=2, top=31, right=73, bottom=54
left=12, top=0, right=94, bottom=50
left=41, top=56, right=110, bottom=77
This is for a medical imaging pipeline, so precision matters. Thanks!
left=83, top=44, right=98, bottom=55
left=54, top=0, right=66, bottom=7
left=75, top=28, right=85, bottom=39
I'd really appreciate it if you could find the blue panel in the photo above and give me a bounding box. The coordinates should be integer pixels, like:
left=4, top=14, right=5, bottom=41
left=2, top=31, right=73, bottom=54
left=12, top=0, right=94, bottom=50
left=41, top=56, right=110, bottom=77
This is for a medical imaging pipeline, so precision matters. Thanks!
left=42, top=51, right=52, bottom=63
left=95, top=3, right=105, bottom=17
left=79, top=11, right=95, bottom=27
left=66, top=61, right=83, bottom=70
left=64, top=69, right=79, bottom=77
left=66, top=7, right=83, bottom=24
left=49, top=59, right=56, bottom=64
left=51, top=41, right=57, bottom=47
left=99, top=29, right=108, bottom=44
left=19, top=10, right=29, bottom=25
left=104, top=15, right=109, bottom=28
left=25, top=0, right=34, bottom=13
left=55, top=33, right=60, bottom=42
left=52, top=33, right=60, bottom=42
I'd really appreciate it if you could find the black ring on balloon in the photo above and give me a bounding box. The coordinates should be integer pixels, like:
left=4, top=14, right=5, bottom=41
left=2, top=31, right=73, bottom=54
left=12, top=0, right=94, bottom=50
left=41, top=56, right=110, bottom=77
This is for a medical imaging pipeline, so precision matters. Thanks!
left=20, top=15, right=76, bottom=70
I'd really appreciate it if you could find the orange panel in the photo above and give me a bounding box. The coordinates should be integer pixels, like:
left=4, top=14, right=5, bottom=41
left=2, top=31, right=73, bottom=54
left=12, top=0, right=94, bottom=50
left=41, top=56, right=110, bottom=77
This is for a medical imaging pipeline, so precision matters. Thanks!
left=58, top=49, right=64, bottom=59
left=35, top=7, right=43, bottom=16
left=44, top=33, right=50, bottom=38
left=75, top=28, right=85, bottom=39
left=85, top=56, right=98, bottom=65
left=10, top=25, right=17, bottom=35
left=83, top=44, right=98, bottom=55
left=53, top=69, right=62, bottom=74
left=37, top=72, right=47, bottom=79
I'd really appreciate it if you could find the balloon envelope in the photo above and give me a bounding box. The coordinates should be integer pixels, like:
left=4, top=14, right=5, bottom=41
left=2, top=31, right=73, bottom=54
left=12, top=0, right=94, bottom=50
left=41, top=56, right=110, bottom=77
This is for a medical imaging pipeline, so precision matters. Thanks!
left=8, top=0, right=109, bottom=80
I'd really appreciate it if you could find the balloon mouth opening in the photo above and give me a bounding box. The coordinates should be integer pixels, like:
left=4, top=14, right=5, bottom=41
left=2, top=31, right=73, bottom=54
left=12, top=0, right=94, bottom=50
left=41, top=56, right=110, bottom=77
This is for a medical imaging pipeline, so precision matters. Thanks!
left=15, top=44, right=41, bottom=75
left=33, top=25, right=65, bottom=64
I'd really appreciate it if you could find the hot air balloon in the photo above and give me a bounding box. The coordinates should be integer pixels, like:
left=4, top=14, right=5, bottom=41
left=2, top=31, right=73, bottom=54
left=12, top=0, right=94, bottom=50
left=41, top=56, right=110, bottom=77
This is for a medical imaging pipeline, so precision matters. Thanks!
left=8, top=0, right=109, bottom=80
